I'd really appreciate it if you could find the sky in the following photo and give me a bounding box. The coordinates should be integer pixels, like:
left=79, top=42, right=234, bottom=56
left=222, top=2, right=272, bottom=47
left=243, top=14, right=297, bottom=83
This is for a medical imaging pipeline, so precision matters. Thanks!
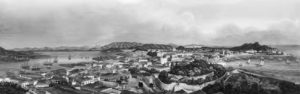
left=0, top=0, right=300, bottom=48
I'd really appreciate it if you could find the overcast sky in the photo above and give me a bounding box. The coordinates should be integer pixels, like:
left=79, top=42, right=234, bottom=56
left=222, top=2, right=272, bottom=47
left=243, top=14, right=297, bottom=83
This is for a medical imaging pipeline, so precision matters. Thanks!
left=0, top=0, right=300, bottom=48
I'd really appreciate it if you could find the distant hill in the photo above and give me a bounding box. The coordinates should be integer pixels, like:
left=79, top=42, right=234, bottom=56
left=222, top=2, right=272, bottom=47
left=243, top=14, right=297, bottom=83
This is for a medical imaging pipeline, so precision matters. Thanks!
left=136, top=44, right=174, bottom=50
left=230, top=42, right=274, bottom=51
left=1, top=47, right=27, bottom=56
left=0, top=46, right=39, bottom=62
left=100, top=42, right=175, bottom=51
left=13, top=46, right=92, bottom=51
left=100, top=42, right=143, bottom=50
left=167, top=43, right=179, bottom=48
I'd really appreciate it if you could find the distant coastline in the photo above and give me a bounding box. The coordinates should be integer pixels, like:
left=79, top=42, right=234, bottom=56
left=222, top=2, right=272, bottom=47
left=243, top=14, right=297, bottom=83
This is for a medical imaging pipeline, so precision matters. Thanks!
left=271, top=45, right=300, bottom=57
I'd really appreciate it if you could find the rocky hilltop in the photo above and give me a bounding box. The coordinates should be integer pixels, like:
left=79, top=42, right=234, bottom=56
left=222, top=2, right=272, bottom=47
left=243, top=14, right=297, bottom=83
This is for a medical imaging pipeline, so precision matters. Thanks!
left=230, top=42, right=275, bottom=51
left=100, top=42, right=175, bottom=51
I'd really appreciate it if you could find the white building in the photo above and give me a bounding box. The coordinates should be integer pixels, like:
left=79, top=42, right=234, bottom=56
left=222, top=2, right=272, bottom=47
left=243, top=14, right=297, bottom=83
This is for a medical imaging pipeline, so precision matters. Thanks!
left=81, top=78, right=99, bottom=86
left=0, top=78, right=19, bottom=83
left=160, top=57, right=168, bottom=64
left=245, top=49, right=257, bottom=54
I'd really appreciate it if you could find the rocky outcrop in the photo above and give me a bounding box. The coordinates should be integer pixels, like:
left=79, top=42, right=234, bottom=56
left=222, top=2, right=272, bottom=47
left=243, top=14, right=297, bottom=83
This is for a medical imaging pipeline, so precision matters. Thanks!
left=230, top=42, right=274, bottom=51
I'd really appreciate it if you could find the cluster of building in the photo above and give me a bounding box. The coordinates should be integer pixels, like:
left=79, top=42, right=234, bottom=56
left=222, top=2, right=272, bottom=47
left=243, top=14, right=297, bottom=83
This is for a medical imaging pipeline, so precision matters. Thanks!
left=1, top=44, right=290, bottom=94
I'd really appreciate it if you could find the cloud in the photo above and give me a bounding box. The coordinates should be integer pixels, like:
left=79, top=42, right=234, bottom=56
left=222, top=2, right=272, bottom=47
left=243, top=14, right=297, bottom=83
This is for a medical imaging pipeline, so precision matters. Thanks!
left=0, top=0, right=299, bottom=48
left=212, top=20, right=300, bottom=46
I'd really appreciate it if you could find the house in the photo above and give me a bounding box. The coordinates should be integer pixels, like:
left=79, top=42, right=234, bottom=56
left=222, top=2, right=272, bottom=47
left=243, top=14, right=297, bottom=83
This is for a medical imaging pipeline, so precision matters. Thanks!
left=145, top=62, right=152, bottom=67
left=132, top=50, right=148, bottom=57
left=138, top=61, right=152, bottom=68
left=245, top=49, right=257, bottom=54
left=21, top=81, right=31, bottom=88
left=74, top=76, right=99, bottom=86
left=160, top=56, right=168, bottom=64
left=81, top=78, right=98, bottom=86
left=138, top=57, right=148, bottom=62
left=0, top=78, right=19, bottom=83
left=34, top=80, right=49, bottom=88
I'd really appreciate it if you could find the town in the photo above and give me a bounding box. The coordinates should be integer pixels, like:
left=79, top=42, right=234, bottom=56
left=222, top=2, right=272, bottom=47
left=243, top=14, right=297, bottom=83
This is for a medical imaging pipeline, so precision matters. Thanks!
left=1, top=42, right=299, bottom=94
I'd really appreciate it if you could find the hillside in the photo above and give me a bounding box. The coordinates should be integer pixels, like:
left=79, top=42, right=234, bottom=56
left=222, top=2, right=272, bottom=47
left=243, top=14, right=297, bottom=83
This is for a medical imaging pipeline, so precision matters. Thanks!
left=0, top=47, right=30, bottom=56
left=100, top=42, right=143, bottom=50
left=136, top=44, right=174, bottom=50
left=100, top=42, right=175, bottom=51
left=13, top=46, right=91, bottom=51
left=202, top=70, right=300, bottom=94
left=0, top=47, right=38, bottom=62
left=230, top=42, right=274, bottom=51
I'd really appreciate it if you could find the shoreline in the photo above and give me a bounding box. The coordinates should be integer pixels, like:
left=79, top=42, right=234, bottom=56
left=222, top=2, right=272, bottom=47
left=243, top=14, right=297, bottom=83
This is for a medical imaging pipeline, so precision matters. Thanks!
left=224, top=56, right=300, bottom=84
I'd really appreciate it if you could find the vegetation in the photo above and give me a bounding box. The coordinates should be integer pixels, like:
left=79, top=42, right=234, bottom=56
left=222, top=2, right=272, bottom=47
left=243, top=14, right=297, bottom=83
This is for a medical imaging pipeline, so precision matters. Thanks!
left=158, top=70, right=172, bottom=84
left=158, top=60, right=226, bottom=85
left=0, top=82, right=28, bottom=94
left=169, top=60, right=226, bottom=77
left=100, top=42, right=174, bottom=52
left=147, top=51, right=157, bottom=57
left=201, top=72, right=300, bottom=94
left=101, top=42, right=143, bottom=50
left=135, top=44, right=173, bottom=50
left=0, top=47, right=38, bottom=62
left=230, top=42, right=274, bottom=51
left=176, top=46, right=185, bottom=50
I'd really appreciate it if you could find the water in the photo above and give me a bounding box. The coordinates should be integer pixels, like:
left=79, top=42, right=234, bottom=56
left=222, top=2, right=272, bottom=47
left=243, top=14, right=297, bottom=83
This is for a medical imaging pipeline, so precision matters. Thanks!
left=1, top=47, right=300, bottom=77
left=0, top=51, right=103, bottom=76
left=285, top=50, right=300, bottom=57
left=272, top=45, right=300, bottom=57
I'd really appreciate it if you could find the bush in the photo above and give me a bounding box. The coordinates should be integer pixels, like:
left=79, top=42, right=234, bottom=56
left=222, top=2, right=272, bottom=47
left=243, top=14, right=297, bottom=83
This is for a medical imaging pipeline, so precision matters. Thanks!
left=0, top=82, right=28, bottom=94
left=158, top=71, right=172, bottom=84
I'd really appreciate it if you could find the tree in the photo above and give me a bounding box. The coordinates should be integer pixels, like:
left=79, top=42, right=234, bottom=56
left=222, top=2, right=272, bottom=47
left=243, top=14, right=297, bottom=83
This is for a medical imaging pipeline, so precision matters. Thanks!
left=147, top=51, right=157, bottom=57
left=128, top=67, right=139, bottom=75
left=176, top=46, right=185, bottom=50
left=0, top=82, right=28, bottom=94
left=158, top=70, right=172, bottom=84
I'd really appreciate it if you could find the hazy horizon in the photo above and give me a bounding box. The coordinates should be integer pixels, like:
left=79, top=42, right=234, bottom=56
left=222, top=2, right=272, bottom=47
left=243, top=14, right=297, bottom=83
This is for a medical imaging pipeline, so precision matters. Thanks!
left=1, top=0, right=300, bottom=49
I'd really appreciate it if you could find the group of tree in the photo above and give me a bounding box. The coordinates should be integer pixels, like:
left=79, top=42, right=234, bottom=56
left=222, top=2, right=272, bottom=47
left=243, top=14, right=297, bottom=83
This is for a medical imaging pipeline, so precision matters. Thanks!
left=147, top=51, right=158, bottom=57
left=158, top=60, right=226, bottom=85
left=0, top=82, right=28, bottom=94
left=0, top=46, right=37, bottom=62
left=169, top=60, right=226, bottom=77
